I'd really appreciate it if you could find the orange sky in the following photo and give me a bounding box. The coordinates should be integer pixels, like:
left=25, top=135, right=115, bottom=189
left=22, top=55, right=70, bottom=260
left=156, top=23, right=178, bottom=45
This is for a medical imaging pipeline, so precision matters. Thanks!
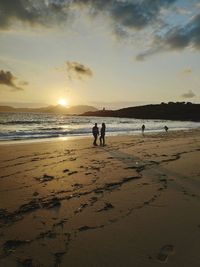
left=0, top=0, right=200, bottom=108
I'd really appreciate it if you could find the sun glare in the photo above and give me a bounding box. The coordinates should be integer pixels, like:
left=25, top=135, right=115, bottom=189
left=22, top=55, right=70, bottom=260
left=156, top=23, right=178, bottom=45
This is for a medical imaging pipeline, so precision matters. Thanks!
left=58, top=98, right=68, bottom=107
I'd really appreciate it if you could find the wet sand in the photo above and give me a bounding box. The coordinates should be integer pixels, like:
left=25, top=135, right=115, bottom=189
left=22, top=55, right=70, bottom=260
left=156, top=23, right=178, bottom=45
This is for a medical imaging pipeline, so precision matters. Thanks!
left=0, top=130, right=200, bottom=267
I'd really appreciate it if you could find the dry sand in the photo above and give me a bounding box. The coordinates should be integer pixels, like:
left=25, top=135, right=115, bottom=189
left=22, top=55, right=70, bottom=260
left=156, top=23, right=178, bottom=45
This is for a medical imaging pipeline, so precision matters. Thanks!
left=0, top=130, right=200, bottom=267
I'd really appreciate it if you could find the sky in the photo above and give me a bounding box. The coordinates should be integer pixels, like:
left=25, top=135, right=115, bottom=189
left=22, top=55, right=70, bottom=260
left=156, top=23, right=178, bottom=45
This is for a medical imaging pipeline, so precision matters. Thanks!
left=0, top=0, right=200, bottom=109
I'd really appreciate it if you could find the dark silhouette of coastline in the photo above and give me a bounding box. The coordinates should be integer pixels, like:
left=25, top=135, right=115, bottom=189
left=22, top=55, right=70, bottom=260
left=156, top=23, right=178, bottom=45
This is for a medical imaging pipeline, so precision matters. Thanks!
left=0, top=104, right=97, bottom=115
left=82, top=102, right=200, bottom=122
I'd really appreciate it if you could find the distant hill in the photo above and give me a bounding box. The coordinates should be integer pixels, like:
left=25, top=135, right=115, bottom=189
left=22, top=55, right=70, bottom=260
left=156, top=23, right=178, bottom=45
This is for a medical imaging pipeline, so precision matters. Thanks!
left=0, top=106, right=16, bottom=112
left=0, top=104, right=98, bottom=115
left=82, top=102, right=200, bottom=122
left=66, top=105, right=98, bottom=114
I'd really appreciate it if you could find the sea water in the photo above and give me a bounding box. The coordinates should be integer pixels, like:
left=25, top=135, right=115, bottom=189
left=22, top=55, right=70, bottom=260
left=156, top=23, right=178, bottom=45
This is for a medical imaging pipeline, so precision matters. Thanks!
left=0, top=112, right=200, bottom=142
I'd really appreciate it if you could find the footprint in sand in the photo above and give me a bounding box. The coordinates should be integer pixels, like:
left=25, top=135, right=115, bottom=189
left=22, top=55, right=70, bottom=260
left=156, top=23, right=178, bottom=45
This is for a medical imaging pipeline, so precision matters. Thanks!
left=97, top=202, right=114, bottom=212
left=63, top=169, right=69, bottom=173
left=68, top=171, right=78, bottom=176
left=157, top=244, right=175, bottom=263
left=35, top=174, right=54, bottom=183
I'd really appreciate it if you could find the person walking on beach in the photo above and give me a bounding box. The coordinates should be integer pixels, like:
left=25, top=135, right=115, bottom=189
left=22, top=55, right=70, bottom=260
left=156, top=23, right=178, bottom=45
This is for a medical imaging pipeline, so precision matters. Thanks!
left=100, top=123, right=106, bottom=146
left=164, top=125, right=169, bottom=132
left=92, top=123, right=99, bottom=146
left=142, top=124, right=145, bottom=134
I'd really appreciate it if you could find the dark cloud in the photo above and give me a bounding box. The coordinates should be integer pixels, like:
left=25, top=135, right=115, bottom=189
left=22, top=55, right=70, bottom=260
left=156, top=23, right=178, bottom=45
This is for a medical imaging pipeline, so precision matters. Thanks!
left=137, top=13, right=200, bottom=60
left=74, top=0, right=177, bottom=30
left=66, top=61, right=93, bottom=80
left=0, top=0, right=70, bottom=29
left=0, top=70, right=26, bottom=91
left=165, top=14, right=200, bottom=50
left=181, top=90, right=196, bottom=99
left=136, top=46, right=162, bottom=61
left=0, top=0, right=177, bottom=31
left=110, top=0, right=176, bottom=30
left=0, top=0, right=41, bottom=29
left=2, top=0, right=199, bottom=60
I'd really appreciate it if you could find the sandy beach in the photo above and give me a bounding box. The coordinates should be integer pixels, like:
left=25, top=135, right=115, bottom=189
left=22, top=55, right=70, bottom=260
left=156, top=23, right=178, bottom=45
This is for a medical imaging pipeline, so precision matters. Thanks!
left=0, top=130, right=200, bottom=267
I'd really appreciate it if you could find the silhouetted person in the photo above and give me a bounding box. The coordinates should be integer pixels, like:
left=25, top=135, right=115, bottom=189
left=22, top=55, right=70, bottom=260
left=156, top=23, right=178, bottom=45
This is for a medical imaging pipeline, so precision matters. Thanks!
left=100, top=123, right=106, bottom=146
left=142, top=124, right=145, bottom=134
left=92, top=123, right=99, bottom=146
left=164, top=125, right=168, bottom=132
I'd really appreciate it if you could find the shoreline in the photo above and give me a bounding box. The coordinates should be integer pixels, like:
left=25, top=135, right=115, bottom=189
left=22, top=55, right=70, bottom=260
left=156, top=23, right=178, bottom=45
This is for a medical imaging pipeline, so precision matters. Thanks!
left=0, top=127, right=199, bottom=146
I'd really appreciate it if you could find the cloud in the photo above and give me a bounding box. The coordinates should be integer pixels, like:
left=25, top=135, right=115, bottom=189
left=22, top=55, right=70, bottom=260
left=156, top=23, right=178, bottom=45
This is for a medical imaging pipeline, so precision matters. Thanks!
left=181, top=90, right=196, bottom=98
left=0, top=0, right=70, bottom=30
left=74, top=0, right=200, bottom=60
left=168, top=13, right=200, bottom=50
left=137, top=12, right=200, bottom=60
left=174, top=6, right=192, bottom=15
left=136, top=46, right=163, bottom=61
left=0, top=70, right=26, bottom=91
left=0, top=0, right=177, bottom=31
left=110, top=0, right=176, bottom=30
left=2, top=0, right=200, bottom=60
left=74, top=0, right=177, bottom=32
left=66, top=61, right=93, bottom=80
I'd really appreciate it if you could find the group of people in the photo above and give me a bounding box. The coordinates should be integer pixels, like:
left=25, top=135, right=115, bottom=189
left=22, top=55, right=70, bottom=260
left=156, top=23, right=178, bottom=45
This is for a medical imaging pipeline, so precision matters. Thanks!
left=141, top=124, right=169, bottom=133
left=92, top=123, right=169, bottom=146
left=92, top=123, right=106, bottom=146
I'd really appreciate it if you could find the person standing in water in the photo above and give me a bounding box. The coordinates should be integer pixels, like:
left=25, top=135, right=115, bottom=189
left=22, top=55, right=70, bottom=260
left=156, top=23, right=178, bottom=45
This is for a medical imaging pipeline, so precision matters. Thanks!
left=142, top=124, right=145, bottom=134
left=164, top=125, right=169, bottom=132
left=92, top=123, right=99, bottom=146
left=100, top=123, right=106, bottom=146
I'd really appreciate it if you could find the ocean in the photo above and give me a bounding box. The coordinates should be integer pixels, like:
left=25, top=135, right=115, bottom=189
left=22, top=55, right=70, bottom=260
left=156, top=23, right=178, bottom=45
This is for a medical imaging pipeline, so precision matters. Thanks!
left=0, top=112, right=200, bottom=142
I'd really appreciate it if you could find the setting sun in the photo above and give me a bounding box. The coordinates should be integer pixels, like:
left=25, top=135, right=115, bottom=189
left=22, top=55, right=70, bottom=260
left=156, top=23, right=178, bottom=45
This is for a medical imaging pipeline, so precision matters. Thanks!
left=58, top=98, right=68, bottom=107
